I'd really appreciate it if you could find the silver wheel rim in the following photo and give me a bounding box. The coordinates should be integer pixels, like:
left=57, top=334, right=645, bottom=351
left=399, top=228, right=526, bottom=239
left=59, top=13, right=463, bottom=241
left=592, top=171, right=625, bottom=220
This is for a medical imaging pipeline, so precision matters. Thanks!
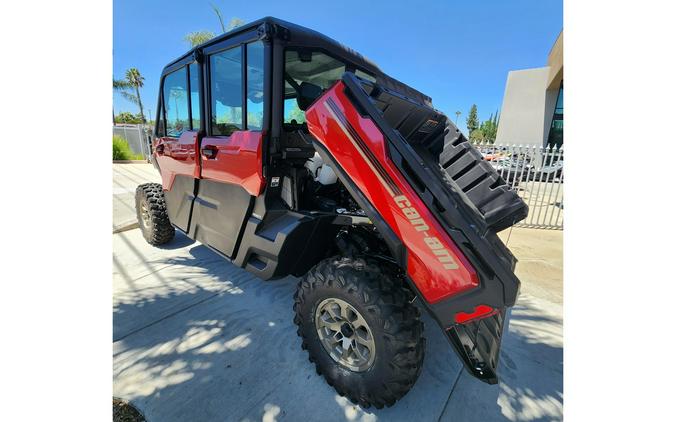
left=314, top=297, right=376, bottom=372
left=140, top=201, right=151, bottom=229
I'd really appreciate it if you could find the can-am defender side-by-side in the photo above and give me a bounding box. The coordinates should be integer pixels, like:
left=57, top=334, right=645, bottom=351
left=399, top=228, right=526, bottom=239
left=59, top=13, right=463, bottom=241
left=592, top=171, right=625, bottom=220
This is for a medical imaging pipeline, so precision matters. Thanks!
left=135, top=17, right=528, bottom=408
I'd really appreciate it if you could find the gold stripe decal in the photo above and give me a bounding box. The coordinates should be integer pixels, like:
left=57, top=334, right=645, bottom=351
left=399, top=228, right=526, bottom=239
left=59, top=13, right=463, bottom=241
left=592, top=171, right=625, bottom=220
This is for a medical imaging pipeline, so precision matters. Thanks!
left=324, top=96, right=459, bottom=272
left=325, top=102, right=396, bottom=197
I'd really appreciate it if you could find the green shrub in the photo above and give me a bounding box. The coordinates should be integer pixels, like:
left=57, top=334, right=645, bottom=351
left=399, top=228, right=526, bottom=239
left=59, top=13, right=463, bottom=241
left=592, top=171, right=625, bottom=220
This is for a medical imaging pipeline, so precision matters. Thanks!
left=113, top=135, right=144, bottom=160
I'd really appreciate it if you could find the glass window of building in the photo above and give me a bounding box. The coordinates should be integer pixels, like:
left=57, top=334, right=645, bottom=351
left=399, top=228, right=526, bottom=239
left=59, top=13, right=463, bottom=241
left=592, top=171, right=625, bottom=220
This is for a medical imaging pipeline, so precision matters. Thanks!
left=547, top=82, right=563, bottom=148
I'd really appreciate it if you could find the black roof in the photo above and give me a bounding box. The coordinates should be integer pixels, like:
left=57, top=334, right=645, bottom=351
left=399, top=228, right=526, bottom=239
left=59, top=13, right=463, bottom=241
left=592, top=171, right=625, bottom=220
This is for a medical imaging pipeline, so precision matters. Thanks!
left=164, top=16, right=432, bottom=106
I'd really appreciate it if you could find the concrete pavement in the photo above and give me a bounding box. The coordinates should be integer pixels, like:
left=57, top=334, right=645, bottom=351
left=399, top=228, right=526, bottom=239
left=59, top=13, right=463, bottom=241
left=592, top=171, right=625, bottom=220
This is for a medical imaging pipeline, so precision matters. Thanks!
left=112, top=164, right=563, bottom=421
left=499, top=228, right=563, bottom=305
left=113, top=229, right=562, bottom=421
left=113, top=163, right=160, bottom=232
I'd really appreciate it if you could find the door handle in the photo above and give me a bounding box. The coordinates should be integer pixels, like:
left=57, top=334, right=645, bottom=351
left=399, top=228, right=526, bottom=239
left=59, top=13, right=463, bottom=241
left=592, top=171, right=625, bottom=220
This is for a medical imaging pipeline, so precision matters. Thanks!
left=220, top=145, right=241, bottom=155
left=201, top=145, right=218, bottom=159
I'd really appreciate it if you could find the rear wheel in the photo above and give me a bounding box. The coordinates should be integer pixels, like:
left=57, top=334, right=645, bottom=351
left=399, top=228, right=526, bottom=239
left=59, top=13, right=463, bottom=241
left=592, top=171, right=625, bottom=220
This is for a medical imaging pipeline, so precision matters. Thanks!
left=135, top=183, right=174, bottom=246
left=293, top=256, right=425, bottom=408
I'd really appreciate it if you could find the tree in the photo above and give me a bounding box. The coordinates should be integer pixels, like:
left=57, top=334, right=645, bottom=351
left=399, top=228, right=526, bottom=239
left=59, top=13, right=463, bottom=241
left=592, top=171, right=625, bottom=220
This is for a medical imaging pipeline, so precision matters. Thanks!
left=169, top=88, right=187, bottom=123
left=466, top=104, right=479, bottom=135
left=113, top=68, right=147, bottom=124
left=184, top=31, right=216, bottom=47
left=226, top=17, right=245, bottom=31
left=114, top=111, right=144, bottom=124
left=211, top=3, right=226, bottom=32
left=184, top=5, right=245, bottom=47
left=478, top=110, right=500, bottom=144
left=454, top=111, right=461, bottom=124
left=470, top=129, right=485, bottom=143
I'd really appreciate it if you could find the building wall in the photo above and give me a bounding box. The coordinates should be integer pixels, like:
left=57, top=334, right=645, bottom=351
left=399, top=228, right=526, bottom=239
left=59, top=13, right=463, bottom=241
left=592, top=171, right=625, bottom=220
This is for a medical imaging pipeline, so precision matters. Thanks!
left=547, top=32, right=563, bottom=90
left=496, top=67, right=551, bottom=146
left=545, top=32, right=564, bottom=144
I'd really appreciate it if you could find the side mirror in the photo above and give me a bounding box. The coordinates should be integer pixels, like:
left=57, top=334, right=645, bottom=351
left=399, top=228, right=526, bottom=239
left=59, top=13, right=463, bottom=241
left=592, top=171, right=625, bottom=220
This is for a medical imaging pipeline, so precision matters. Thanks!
left=297, top=82, right=323, bottom=111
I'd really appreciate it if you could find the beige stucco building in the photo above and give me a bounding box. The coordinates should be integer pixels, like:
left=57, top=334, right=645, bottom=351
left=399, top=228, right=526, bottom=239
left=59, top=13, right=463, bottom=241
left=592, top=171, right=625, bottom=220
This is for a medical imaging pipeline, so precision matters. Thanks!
left=496, top=31, right=563, bottom=147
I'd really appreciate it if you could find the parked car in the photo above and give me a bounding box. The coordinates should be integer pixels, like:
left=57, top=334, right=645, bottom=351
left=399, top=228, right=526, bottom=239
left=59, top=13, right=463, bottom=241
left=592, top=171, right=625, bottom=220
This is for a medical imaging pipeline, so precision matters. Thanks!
left=491, top=156, right=534, bottom=186
left=536, top=159, right=564, bottom=181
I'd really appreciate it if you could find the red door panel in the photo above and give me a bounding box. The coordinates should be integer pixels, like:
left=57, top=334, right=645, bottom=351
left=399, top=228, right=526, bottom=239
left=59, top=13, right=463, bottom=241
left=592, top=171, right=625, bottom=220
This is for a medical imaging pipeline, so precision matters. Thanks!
left=199, top=130, right=265, bottom=196
left=153, top=130, right=200, bottom=232
left=187, top=130, right=264, bottom=257
left=154, top=131, right=200, bottom=190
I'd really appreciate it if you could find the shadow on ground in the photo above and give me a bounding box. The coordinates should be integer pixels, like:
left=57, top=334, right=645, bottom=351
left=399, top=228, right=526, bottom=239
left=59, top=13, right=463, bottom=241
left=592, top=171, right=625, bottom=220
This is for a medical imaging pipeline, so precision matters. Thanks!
left=113, top=230, right=562, bottom=421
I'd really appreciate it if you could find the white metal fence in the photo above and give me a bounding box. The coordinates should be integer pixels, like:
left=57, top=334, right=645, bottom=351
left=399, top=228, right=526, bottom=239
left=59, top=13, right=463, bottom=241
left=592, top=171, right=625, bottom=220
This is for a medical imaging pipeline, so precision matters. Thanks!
left=108, top=128, right=563, bottom=228
left=474, top=143, right=564, bottom=230
left=113, top=124, right=152, bottom=160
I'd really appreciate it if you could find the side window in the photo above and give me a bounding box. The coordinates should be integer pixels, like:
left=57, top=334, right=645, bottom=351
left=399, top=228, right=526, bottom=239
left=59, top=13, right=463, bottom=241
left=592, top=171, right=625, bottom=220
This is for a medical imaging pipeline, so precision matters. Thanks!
left=156, top=103, right=166, bottom=137
left=163, top=68, right=189, bottom=137
left=189, top=63, right=201, bottom=131
left=246, top=41, right=265, bottom=130
left=210, top=47, right=243, bottom=136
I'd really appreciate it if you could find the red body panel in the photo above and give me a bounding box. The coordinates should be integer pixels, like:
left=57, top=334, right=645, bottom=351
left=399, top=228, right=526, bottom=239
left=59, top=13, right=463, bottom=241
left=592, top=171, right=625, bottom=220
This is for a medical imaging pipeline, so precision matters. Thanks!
left=199, top=131, right=265, bottom=196
left=154, top=131, right=199, bottom=191
left=454, top=305, right=498, bottom=324
left=305, top=82, right=478, bottom=304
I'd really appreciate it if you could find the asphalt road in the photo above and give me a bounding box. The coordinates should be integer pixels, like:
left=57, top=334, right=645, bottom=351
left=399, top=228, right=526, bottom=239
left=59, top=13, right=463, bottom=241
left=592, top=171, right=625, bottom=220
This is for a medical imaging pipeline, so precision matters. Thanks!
left=112, top=164, right=562, bottom=421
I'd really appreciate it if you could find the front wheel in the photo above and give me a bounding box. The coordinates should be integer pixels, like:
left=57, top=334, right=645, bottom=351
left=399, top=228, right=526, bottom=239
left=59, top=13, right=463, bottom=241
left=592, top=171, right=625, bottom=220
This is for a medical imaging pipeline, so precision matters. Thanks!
left=293, top=257, right=425, bottom=408
left=135, top=183, right=174, bottom=246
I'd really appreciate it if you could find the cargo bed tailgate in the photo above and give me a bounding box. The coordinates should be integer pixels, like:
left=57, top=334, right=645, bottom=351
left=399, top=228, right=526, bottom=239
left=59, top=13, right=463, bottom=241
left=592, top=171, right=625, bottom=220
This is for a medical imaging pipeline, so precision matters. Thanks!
left=304, top=73, right=527, bottom=383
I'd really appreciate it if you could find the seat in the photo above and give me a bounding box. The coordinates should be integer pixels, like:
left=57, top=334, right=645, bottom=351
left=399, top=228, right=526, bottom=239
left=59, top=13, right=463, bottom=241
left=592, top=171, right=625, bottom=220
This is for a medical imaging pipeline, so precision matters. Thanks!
left=281, top=130, right=315, bottom=159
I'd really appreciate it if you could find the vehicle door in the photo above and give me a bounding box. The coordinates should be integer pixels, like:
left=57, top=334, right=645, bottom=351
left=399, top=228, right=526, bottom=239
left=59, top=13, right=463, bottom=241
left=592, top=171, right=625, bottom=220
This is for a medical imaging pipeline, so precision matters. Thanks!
left=154, top=63, right=202, bottom=232
left=190, top=40, right=266, bottom=258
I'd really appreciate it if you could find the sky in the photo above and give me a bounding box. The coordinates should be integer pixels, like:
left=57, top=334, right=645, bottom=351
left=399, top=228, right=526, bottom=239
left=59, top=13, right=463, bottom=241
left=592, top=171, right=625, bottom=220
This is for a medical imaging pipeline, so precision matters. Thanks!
left=113, top=0, right=562, bottom=135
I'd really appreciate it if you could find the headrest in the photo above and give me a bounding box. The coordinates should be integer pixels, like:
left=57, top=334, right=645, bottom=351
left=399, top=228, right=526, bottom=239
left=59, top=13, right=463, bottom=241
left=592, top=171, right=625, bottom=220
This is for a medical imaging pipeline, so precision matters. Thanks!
left=297, top=82, right=323, bottom=111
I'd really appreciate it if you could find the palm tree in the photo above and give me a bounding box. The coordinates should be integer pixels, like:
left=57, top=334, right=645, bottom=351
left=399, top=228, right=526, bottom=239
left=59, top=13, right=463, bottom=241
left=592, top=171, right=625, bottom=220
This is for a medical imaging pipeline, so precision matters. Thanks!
left=226, top=17, right=245, bottom=31
left=210, top=3, right=244, bottom=33
left=211, top=3, right=226, bottom=32
left=169, top=89, right=186, bottom=124
left=184, top=5, right=245, bottom=48
left=113, top=68, right=147, bottom=124
left=184, top=31, right=216, bottom=47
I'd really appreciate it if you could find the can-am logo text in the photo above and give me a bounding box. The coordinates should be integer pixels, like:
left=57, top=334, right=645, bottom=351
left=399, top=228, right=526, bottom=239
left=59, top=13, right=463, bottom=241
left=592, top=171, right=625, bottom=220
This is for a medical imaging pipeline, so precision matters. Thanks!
left=394, top=195, right=459, bottom=270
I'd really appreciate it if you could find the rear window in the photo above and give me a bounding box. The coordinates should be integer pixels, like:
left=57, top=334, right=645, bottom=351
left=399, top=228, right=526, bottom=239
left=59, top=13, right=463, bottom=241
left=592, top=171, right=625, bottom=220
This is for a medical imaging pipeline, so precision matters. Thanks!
left=210, top=47, right=243, bottom=136
left=282, top=50, right=375, bottom=124
left=189, top=63, right=200, bottom=131
left=283, top=50, right=344, bottom=125
left=284, top=50, right=346, bottom=97
left=246, top=41, right=265, bottom=130
left=163, top=67, right=189, bottom=137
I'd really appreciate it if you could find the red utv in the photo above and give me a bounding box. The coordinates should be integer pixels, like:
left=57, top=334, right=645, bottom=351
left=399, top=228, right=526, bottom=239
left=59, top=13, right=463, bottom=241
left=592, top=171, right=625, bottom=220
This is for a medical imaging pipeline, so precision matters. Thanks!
left=136, top=17, right=527, bottom=408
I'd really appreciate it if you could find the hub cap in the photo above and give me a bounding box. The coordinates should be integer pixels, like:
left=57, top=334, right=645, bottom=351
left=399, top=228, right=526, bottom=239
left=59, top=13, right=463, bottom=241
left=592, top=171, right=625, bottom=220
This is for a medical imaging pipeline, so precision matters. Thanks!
left=140, top=200, right=151, bottom=229
left=315, top=298, right=376, bottom=372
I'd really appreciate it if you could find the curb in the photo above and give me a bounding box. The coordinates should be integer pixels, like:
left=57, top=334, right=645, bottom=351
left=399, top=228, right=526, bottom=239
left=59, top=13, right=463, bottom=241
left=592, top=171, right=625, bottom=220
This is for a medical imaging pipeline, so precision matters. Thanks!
left=113, top=221, right=139, bottom=234
left=113, top=160, right=150, bottom=164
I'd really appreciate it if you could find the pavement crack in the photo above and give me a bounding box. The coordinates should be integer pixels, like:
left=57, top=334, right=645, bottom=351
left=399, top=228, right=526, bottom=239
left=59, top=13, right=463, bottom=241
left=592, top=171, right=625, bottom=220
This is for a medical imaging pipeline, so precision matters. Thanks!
left=437, top=367, right=463, bottom=422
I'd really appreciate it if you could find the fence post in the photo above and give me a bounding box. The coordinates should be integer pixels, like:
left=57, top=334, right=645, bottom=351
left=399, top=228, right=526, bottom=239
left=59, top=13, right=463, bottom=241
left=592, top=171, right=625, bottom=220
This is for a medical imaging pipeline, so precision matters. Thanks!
left=136, top=125, right=145, bottom=160
left=122, top=125, right=128, bottom=147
